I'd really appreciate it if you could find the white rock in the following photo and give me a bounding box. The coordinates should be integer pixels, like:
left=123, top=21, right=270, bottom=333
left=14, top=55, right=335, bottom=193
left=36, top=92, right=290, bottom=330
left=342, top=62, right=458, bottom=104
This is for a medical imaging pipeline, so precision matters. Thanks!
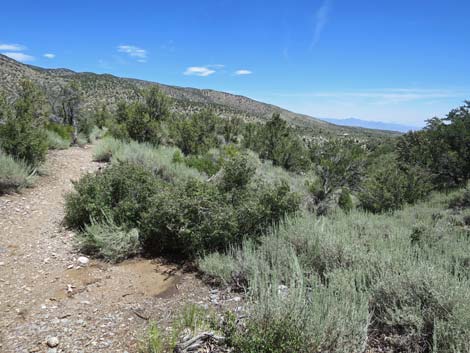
left=46, top=336, right=59, bottom=348
left=77, top=256, right=89, bottom=265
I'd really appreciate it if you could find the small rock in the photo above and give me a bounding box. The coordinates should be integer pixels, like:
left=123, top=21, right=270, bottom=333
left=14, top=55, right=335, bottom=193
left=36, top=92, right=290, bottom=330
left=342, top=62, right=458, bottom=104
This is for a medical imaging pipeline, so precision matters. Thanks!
left=46, top=336, right=59, bottom=348
left=77, top=256, right=89, bottom=265
left=47, top=349, right=57, bottom=353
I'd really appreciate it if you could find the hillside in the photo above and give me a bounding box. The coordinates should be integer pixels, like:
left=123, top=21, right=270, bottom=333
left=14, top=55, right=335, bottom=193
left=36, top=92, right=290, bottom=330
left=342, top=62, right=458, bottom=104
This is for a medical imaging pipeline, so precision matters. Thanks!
left=321, top=117, right=420, bottom=133
left=0, top=54, right=398, bottom=138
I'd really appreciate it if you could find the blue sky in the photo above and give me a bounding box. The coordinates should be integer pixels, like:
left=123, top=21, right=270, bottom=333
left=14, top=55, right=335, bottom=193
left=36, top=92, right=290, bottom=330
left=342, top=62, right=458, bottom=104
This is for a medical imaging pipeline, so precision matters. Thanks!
left=1, top=0, right=469, bottom=126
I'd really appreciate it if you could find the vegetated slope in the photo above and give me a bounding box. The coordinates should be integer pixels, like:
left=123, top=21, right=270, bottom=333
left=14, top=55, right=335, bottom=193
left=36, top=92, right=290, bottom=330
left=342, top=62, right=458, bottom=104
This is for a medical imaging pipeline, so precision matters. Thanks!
left=0, top=54, right=398, bottom=138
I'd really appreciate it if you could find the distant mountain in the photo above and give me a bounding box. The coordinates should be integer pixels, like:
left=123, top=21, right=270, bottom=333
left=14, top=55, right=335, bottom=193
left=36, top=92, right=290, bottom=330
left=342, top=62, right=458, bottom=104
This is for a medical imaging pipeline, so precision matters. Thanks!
left=320, top=117, right=419, bottom=133
left=0, top=54, right=398, bottom=138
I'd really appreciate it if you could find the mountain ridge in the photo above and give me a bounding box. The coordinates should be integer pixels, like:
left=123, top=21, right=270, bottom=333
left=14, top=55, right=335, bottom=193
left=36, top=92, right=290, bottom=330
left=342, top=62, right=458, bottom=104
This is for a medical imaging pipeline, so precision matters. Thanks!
left=0, top=54, right=399, bottom=138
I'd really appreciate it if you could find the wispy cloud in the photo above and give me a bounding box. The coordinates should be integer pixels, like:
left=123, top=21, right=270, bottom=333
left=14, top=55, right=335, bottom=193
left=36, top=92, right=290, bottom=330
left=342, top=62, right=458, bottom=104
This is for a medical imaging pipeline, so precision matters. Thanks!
left=43, top=53, right=55, bottom=59
left=184, top=66, right=216, bottom=77
left=235, top=69, right=252, bottom=76
left=311, top=0, right=332, bottom=48
left=1, top=52, right=35, bottom=62
left=117, top=45, right=147, bottom=62
left=0, top=43, right=26, bottom=51
left=270, top=88, right=466, bottom=105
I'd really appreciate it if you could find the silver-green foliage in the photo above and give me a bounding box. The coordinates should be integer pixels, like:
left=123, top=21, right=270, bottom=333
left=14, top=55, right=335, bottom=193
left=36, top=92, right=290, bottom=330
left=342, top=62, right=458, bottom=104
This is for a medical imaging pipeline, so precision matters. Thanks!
left=78, top=218, right=141, bottom=263
left=0, top=151, right=35, bottom=193
left=93, top=137, right=204, bottom=181
left=46, top=130, right=70, bottom=150
left=200, top=192, right=470, bottom=352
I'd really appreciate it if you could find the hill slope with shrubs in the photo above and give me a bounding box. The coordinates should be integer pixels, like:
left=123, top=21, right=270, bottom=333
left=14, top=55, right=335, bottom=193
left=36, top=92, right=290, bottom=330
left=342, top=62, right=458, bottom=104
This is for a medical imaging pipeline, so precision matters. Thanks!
left=0, top=53, right=398, bottom=139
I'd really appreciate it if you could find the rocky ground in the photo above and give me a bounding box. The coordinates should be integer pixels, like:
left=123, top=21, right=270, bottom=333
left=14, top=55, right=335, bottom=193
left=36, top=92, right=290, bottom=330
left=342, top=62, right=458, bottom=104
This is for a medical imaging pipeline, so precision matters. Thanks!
left=0, top=146, right=237, bottom=353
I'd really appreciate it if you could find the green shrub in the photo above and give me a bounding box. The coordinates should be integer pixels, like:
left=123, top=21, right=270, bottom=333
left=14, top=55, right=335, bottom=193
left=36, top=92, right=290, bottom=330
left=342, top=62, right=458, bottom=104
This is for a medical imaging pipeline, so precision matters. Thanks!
left=139, top=323, right=164, bottom=353
left=46, top=122, right=73, bottom=141
left=449, top=187, right=470, bottom=209
left=78, top=218, right=140, bottom=262
left=111, top=141, right=204, bottom=182
left=0, top=81, right=49, bottom=166
left=46, top=130, right=70, bottom=150
left=218, top=152, right=257, bottom=192
left=64, top=162, right=160, bottom=229
left=140, top=179, right=239, bottom=257
left=197, top=252, right=237, bottom=285
left=359, top=155, right=432, bottom=213
left=0, top=151, right=35, bottom=194
left=93, top=137, right=123, bottom=162
left=88, top=126, right=107, bottom=144
left=172, top=110, right=220, bottom=155
left=338, top=188, right=353, bottom=212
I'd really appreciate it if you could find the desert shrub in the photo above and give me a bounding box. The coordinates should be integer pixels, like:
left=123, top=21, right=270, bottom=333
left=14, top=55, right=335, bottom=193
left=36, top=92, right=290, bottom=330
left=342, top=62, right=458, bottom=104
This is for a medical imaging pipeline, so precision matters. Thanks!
left=248, top=113, right=310, bottom=172
left=449, top=187, right=470, bottom=209
left=200, top=191, right=470, bottom=352
left=359, top=155, right=432, bottom=213
left=197, top=252, right=237, bottom=285
left=172, top=110, right=220, bottom=155
left=111, top=87, right=170, bottom=144
left=140, top=323, right=164, bottom=353
left=140, top=179, right=239, bottom=257
left=0, top=151, right=35, bottom=194
left=369, top=270, right=470, bottom=352
left=182, top=154, right=219, bottom=176
left=139, top=174, right=299, bottom=258
left=218, top=152, right=257, bottom=192
left=46, top=122, right=73, bottom=141
left=78, top=218, right=140, bottom=262
left=93, top=137, right=124, bottom=162
left=110, top=140, right=204, bottom=182
left=64, top=162, right=160, bottom=229
left=87, top=126, right=107, bottom=144
left=0, top=82, right=49, bottom=166
left=46, top=130, right=70, bottom=150
left=338, top=188, right=353, bottom=212
left=397, top=102, right=470, bottom=189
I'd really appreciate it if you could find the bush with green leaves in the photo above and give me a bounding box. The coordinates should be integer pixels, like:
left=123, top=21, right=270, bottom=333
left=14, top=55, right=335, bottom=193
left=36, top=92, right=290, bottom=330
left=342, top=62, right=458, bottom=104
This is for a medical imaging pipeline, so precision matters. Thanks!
left=46, top=130, right=70, bottom=150
left=172, top=110, right=221, bottom=155
left=0, top=81, right=49, bottom=166
left=449, top=187, right=470, bottom=209
left=246, top=113, right=310, bottom=172
left=397, top=101, right=470, bottom=190
left=140, top=179, right=239, bottom=257
left=64, top=162, right=160, bottom=229
left=0, top=151, right=35, bottom=194
left=110, top=87, right=171, bottom=144
left=338, top=188, right=353, bottom=212
left=359, top=154, right=432, bottom=213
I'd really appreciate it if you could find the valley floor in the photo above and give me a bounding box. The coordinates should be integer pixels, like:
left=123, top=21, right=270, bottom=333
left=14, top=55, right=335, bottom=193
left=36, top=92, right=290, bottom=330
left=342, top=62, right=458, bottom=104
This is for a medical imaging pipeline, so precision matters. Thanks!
left=0, top=146, right=213, bottom=353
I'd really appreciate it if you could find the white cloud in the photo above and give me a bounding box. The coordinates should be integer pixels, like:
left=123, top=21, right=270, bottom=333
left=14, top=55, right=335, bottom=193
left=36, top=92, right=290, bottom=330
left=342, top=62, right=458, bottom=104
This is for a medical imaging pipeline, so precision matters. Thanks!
left=270, top=88, right=463, bottom=104
left=235, top=69, right=252, bottom=75
left=1, top=52, right=35, bottom=62
left=311, top=0, right=332, bottom=48
left=43, top=53, right=55, bottom=59
left=184, top=66, right=216, bottom=77
left=117, top=45, right=147, bottom=62
left=0, top=43, right=26, bottom=51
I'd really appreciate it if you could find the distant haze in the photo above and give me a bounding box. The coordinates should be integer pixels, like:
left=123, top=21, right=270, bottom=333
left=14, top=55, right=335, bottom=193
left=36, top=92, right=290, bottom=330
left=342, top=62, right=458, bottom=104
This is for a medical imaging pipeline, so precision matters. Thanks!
left=320, top=117, right=421, bottom=133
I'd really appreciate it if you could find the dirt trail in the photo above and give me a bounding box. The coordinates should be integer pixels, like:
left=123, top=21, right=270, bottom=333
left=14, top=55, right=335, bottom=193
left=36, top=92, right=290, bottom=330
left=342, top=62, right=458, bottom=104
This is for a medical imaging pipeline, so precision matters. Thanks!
left=0, top=147, right=210, bottom=353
